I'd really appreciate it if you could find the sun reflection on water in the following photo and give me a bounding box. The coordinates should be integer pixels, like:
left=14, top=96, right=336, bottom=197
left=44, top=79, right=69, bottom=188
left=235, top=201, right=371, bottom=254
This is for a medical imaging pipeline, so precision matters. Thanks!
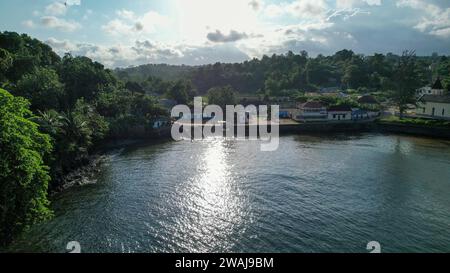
left=175, top=138, right=248, bottom=252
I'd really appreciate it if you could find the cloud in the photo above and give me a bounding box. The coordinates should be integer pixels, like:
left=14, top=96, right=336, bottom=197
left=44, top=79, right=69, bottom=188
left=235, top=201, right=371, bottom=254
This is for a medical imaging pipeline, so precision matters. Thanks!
left=45, top=2, right=67, bottom=16
left=336, top=0, right=382, bottom=9
left=206, top=30, right=250, bottom=43
left=65, top=0, right=81, bottom=6
left=45, top=37, right=77, bottom=52
left=40, top=16, right=81, bottom=32
left=430, top=27, right=450, bottom=39
left=248, top=0, right=262, bottom=11
left=102, top=10, right=169, bottom=36
left=397, top=0, right=450, bottom=39
left=117, top=9, right=135, bottom=20
left=44, top=37, right=249, bottom=67
left=22, top=20, right=35, bottom=28
left=264, top=0, right=328, bottom=19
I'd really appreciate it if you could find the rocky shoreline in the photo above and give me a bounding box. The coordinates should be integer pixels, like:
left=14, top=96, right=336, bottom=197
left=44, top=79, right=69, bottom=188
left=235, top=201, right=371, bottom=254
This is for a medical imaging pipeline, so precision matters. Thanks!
left=50, top=155, right=107, bottom=195
left=50, top=138, right=164, bottom=195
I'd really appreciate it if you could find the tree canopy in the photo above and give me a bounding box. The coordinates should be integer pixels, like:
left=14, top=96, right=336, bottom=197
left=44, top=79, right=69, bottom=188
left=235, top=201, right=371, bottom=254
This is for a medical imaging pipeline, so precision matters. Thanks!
left=0, top=88, right=52, bottom=246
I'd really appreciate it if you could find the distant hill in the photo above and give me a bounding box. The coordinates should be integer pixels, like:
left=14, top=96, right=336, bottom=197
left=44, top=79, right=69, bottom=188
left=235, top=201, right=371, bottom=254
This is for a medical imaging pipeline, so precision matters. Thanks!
left=114, top=51, right=450, bottom=96
left=115, top=64, right=195, bottom=82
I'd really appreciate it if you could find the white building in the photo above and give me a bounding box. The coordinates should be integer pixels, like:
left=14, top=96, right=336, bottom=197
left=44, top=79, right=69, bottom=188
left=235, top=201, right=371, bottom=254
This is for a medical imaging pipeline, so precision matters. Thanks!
left=327, top=105, right=352, bottom=121
left=416, top=78, right=445, bottom=98
left=416, top=95, right=450, bottom=120
left=294, top=101, right=327, bottom=121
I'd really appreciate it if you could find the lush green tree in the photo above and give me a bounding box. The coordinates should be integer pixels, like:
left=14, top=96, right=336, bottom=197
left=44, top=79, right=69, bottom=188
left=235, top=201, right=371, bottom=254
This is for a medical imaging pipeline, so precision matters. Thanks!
left=15, top=67, right=65, bottom=111
left=166, top=79, right=195, bottom=104
left=0, top=32, right=60, bottom=83
left=207, top=85, right=237, bottom=109
left=391, top=50, right=421, bottom=117
left=0, top=88, right=52, bottom=246
left=59, top=54, right=117, bottom=108
left=0, top=48, right=13, bottom=85
left=125, top=81, right=145, bottom=94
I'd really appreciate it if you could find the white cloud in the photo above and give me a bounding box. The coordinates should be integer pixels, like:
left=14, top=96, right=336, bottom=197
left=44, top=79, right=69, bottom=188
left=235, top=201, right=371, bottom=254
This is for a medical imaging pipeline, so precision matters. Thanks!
left=117, top=9, right=135, bottom=20
left=337, top=0, right=382, bottom=9
left=430, top=27, right=450, bottom=39
left=102, top=10, right=169, bottom=37
left=65, top=0, right=81, bottom=6
left=22, top=20, right=35, bottom=28
left=397, top=0, right=450, bottom=38
left=45, top=2, right=67, bottom=16
left=263, top=0, right=329, bottom=19
left=40, top=16, right=81, bottom=32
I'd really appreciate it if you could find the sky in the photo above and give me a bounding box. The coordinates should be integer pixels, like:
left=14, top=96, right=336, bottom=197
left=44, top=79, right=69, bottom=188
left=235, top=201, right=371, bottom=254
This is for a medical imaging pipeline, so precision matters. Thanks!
left=0, top=0, right=449, bottom=67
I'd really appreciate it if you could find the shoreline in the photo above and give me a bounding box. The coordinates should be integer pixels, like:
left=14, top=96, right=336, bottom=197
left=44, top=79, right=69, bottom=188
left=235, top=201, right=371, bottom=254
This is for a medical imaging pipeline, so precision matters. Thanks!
left=54, top=121, right=450, bottom=194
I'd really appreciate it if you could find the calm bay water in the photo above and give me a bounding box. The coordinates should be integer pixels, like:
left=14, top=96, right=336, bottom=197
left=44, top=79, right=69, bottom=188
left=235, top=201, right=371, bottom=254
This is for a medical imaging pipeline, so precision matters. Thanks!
left=8, top=134, right=450, bottom=253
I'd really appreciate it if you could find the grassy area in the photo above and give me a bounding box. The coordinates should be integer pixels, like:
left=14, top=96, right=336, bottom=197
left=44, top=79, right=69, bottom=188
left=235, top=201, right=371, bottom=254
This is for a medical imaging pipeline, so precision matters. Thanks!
left=380, top=116, right=450, bottom=127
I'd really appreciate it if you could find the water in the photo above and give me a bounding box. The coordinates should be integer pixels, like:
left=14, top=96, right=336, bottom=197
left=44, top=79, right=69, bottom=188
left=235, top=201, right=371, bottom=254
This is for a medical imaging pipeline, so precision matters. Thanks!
left=7, top=134, right=450, bottom=253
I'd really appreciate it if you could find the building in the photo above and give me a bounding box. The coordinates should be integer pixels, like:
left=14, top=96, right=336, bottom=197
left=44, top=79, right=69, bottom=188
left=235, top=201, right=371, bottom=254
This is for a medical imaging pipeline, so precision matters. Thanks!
left=416, top=95, right=450, bottom=120
left=294, top=101, right=327, bottom=121
left=327, top=105, right=352, bottom=121
left=416, top=78, right=445, bottom=98
left=152, top=117, right=171, bottom=129
left=352, top=109, right=370, bottom=120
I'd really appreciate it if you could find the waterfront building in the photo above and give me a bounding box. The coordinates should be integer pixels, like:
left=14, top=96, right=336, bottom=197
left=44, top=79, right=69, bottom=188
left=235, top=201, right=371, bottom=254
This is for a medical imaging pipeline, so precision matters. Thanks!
left=327, top=105, right=352, bottom=121
left=416, top=78, right=445, bottom=98
left=294, top=101, right=328, bottom=122
left=416, top=95, right=450, bottom=120
left=352, top=109, right=370, bottom=120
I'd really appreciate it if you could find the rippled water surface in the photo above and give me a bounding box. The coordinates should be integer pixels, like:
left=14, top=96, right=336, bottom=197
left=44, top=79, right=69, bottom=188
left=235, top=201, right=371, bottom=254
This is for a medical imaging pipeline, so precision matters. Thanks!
left=8, top=134, right=450, bottom=252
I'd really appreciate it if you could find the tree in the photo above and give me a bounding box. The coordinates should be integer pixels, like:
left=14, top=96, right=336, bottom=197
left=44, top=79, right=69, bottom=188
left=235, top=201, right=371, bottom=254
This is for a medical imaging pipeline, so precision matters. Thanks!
left=391, top=50, right=421, bottom=118
left=207, top=85, right=237, bottom=109
left=15, top=67, right=65, bottom=111
left=59, top=54, right=117, bottom=108
left=166, top=79, right=193, bottom=104
left=0, top=88, right=52, bottom=246
left=0, top=48, right=13, bottom=85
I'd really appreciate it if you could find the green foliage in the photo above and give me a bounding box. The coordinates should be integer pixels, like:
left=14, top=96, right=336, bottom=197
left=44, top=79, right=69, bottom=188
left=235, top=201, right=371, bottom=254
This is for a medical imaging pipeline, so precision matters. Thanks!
left=36, top=99, right=108, bottom=186
left=15, top=67, right=65, bottom=111
left=0, top=31, right=60, bottom=82
left=96, top=89, right=165, bottom=137
left=391, top=50, right=421, bottom=117
left=0, top=31, right=172, bottom=245
left=0, top=88, right=52, bottom=246
left=59, top=54, right=118, bottom=108
left=381, top=116, right=450, bottom=127
left=119, top=49, right=450, bottom=102
left=165, top=79, right=196, bottom=104
left=207, top=85, right=237, bottom=108
left=0, top=48, right=13, bottom=84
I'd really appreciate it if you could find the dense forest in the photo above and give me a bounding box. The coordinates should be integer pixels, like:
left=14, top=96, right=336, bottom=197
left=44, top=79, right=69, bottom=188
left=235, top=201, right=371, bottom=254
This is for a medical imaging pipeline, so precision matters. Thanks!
left=0, top=31, right=168, bottom=246
left=116, top=50, right=450, bottom=96
left=1, top=30, right=450, bottom=247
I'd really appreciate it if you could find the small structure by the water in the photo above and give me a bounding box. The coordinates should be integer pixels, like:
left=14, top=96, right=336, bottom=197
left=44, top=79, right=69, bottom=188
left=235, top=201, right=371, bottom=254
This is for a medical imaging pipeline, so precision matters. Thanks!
left=352, top=109, right=370, bottom=120
left=152, top=117, right=172, bottom=129
left=416, top=78, right=446, bottom=98
left=327, top=105, right=352, bottom=121
left=294, top=101, right=327, bottom=122
left=416, top=95, right=450, bottom=120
